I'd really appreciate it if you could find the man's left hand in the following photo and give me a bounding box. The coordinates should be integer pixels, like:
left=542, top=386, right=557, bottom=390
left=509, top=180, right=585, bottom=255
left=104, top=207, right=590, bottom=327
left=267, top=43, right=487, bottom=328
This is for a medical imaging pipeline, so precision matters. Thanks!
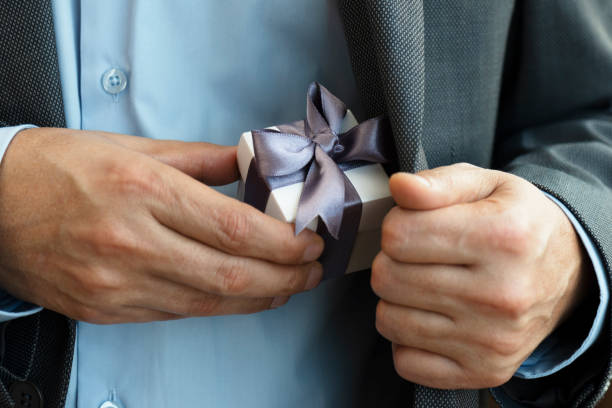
left=372, top=163, right=591, bottom=389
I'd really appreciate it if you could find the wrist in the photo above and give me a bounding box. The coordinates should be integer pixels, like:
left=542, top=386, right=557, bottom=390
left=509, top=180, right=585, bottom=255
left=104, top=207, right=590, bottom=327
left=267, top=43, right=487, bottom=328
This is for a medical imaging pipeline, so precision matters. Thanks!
left=549, top=199, right=593, bottom=328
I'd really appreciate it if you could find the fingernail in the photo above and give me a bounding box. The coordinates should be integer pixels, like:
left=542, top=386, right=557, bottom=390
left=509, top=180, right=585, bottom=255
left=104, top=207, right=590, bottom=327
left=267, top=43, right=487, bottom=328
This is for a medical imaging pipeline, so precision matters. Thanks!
left=305, top=263, right=323, bottom=290
left=303, top=240, right=324, bottom=263
left=414, top=175, right=431, bottom=187
left=271, top=296, right=290, bottom=309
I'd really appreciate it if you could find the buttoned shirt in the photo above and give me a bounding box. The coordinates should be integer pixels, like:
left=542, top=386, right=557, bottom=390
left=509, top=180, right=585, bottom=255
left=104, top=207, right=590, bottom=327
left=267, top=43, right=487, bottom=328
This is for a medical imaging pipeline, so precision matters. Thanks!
left=0, top=1, right=608, bottom=407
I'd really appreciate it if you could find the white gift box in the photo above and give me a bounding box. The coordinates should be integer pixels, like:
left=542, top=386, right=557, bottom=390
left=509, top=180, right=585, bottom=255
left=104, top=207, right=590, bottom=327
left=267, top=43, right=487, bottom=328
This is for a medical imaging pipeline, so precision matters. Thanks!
left=237, top=110, right=394, bottom=275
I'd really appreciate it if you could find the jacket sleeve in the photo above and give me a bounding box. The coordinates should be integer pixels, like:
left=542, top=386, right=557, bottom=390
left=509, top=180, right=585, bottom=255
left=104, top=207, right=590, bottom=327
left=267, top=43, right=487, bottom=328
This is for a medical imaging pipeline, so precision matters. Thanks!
left=491, top=1, right=612, bottom=406
left=512, top=194, right=608, bottom=380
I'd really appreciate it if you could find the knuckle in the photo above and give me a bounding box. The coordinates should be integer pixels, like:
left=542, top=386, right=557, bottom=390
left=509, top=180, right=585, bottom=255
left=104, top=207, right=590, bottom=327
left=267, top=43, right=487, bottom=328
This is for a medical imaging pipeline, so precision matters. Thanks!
left=455, top=162, right=477, bottom=169
left=487, top=210, right=534, bottom=257
left=215, top=208, right=252, bottom=252
left=454, top=371, right=477, bottom=389
left=279, top=236, right=306, bottom=264
left=485, top=369, right=514, bottom=388
left=281, top=267, right=304, bottom=294
left=494, top=280, right=534, bottom=320
left=73, top=266, right=122, bottom=300
left=381, top=208, right=404, bottom=257
left=185, top=296, right=221, bottom=316
left=250, top=298, right=275, bottom=314
left=391, top=349, right=409, bottom=380
left=393, top=364, right=411, bottom=382
left=404, top=314, right=429, bottom=339
left=85, top=218, right=138, bottom=258
left=92, top=269, right=123, bottom=294
left=375, top=301, right=391, bottom=335
left=481, top=331, right=524, bottom=358
left=74, top=305, right=111, bottom=324
left=424, top=164, right=465, bottom=190
left=370, top=253, right=391, bottom=296
left=213, top=257, right=250, bottom=295
left=456, top=364, right=509, bottom=389
left=392, top=346, right=468, bottom=390
left=64, top=266, right=92, bottom=294
left=106, top=160, right=157, bottom=198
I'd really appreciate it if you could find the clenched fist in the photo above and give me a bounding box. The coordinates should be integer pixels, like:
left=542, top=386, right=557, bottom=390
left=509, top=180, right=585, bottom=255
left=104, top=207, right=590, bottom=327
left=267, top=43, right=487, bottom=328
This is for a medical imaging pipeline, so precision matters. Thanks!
left=0, top=128, right=324, bottom=324
left=372, top=163, right=591, bottom=389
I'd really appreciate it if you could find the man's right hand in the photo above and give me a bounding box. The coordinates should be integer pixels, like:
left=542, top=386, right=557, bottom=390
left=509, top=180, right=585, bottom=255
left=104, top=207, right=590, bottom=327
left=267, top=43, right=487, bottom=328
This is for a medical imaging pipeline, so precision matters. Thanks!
left=0, top=128, right=324, bottom=324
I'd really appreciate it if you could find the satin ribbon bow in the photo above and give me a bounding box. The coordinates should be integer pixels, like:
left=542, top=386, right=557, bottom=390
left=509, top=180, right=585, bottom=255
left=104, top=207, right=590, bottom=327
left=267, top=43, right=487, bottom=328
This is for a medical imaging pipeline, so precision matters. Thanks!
left=251, top=82, right=391, bottom=238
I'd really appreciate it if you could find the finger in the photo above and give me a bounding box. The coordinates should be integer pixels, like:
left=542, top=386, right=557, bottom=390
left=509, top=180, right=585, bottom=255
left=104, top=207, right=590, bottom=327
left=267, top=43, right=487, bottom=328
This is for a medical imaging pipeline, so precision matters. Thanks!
left=389, top=163, right=503, bottom=210
left=74, top=304, right=182, bottom=325
left=112, top=308, right=183, bottom=323
left=392, top=344, right=470, bottom=389
left=149, top=222, right=323, bottom=298
left=375, top=301, right=454, bottom=346
left=147, top=142, right=238, bottom=186
left=101, top=132, right=239, bottom=185
left=381, top=205, right=482, bottom=264
left=128, top=276, right=288, bottom=317
left=151, top=168, right=324, bottom=265
left=371, top=253, right=475, bottom=312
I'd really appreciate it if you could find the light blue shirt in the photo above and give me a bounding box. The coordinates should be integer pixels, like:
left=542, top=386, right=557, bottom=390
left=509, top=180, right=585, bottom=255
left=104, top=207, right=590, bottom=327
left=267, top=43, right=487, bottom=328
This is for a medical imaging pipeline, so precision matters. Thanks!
left=0, top=1, right=608, bottom=407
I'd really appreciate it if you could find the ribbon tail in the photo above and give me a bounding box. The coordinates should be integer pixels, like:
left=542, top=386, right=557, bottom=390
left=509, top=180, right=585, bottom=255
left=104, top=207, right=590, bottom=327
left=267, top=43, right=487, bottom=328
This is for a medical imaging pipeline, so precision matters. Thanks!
left=317, top=175, right=362, bottom=279
left=295, top=146, right=345, bottom=238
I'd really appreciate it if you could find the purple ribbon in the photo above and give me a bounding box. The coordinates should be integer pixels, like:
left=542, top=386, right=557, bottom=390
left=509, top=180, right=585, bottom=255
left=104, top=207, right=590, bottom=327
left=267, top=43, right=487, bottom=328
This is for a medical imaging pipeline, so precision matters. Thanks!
left=245, top=83, right=392, bottom=277
left=252, top=82, right=391, bottom=237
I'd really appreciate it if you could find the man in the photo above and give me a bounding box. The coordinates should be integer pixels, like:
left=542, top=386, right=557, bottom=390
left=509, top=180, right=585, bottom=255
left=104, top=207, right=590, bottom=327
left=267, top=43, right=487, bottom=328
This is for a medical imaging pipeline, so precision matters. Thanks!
left=0, top=1, right=611, bottom=407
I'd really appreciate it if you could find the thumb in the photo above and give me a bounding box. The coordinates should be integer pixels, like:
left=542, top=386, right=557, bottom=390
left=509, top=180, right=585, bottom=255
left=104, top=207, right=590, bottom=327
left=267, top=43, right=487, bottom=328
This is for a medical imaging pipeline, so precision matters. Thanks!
left=101, top=132, right=239, bottom=185
left=389, top=163, right=503, bottom=210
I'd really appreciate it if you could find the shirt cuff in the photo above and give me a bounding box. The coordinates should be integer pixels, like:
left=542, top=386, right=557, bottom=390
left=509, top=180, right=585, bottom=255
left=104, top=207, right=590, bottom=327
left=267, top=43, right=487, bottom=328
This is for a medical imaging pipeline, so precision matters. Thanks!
left=0, top=125, right=42, bottom=322
left=0, top=290, right=42, bottom=322
left=0, top=125, right=36, bottom=159
left=513, top=192, right=608, bottom=379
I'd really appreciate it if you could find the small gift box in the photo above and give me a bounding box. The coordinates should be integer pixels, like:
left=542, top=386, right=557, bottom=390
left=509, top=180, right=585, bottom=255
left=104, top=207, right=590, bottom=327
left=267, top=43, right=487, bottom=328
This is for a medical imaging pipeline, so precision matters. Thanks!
left=237, top=83, right=395, bottom=279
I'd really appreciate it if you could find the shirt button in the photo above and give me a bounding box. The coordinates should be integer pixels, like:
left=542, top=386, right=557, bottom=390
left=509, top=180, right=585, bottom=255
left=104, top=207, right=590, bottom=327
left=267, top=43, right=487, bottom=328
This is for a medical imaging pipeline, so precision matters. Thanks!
left=101, top=68, right=128, bottom=95
left=9, top=381, right=43, bottom=408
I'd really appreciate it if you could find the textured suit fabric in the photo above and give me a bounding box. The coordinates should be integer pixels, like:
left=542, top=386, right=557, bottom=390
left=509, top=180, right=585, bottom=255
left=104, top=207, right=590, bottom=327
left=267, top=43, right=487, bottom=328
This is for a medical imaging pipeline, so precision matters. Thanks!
left=0, top=311, right=75, bottom=408
left=339, top=2, right=486, bottom=406
left=340, top=1, right=612, bottom=407
left=494, top=1, right=612, bottom=406
left=0, top=1, right=75, bottom=407
left=0, top=0, right=65, bottom=128
left=340, top=0, right=428, bottom=174
left=1, top=0, right=612, bottom=407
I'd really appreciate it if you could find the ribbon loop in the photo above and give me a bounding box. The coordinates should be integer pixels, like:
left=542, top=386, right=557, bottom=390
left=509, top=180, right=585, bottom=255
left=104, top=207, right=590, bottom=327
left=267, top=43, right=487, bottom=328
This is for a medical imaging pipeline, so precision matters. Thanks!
left=251, top=82, right=391, bottom=237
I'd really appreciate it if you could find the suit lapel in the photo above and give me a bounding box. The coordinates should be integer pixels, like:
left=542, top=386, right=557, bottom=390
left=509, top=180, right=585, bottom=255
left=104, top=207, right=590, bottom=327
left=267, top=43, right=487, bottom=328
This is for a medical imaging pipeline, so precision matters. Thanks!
left=338, top=0, right=428, bottom=173
left=0, top=0, right=66, bottom=128
left=338, top=2, right=484, bottom=407
left=0, top=2, right=75, bottom=408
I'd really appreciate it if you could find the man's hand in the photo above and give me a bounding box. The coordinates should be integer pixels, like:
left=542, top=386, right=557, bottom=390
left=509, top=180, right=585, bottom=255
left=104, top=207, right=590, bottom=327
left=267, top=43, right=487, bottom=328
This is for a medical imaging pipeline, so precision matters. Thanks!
left=372, top=163, right=591, bottom=389
left=0, top=128, right=324, bottom=324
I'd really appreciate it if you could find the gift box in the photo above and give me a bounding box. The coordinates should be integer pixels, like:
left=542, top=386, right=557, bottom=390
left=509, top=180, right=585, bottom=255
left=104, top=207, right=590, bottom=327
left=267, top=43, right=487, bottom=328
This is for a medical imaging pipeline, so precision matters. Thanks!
left=237, top=83, right=395, bottom=279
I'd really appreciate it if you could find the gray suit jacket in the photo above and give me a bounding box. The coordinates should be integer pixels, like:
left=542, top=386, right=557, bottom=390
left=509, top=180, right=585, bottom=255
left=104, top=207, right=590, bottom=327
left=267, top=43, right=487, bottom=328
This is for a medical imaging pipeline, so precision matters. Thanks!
left=1, top=1, right=611, bottom=407
left=340, top=2, right=612, bottom=407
